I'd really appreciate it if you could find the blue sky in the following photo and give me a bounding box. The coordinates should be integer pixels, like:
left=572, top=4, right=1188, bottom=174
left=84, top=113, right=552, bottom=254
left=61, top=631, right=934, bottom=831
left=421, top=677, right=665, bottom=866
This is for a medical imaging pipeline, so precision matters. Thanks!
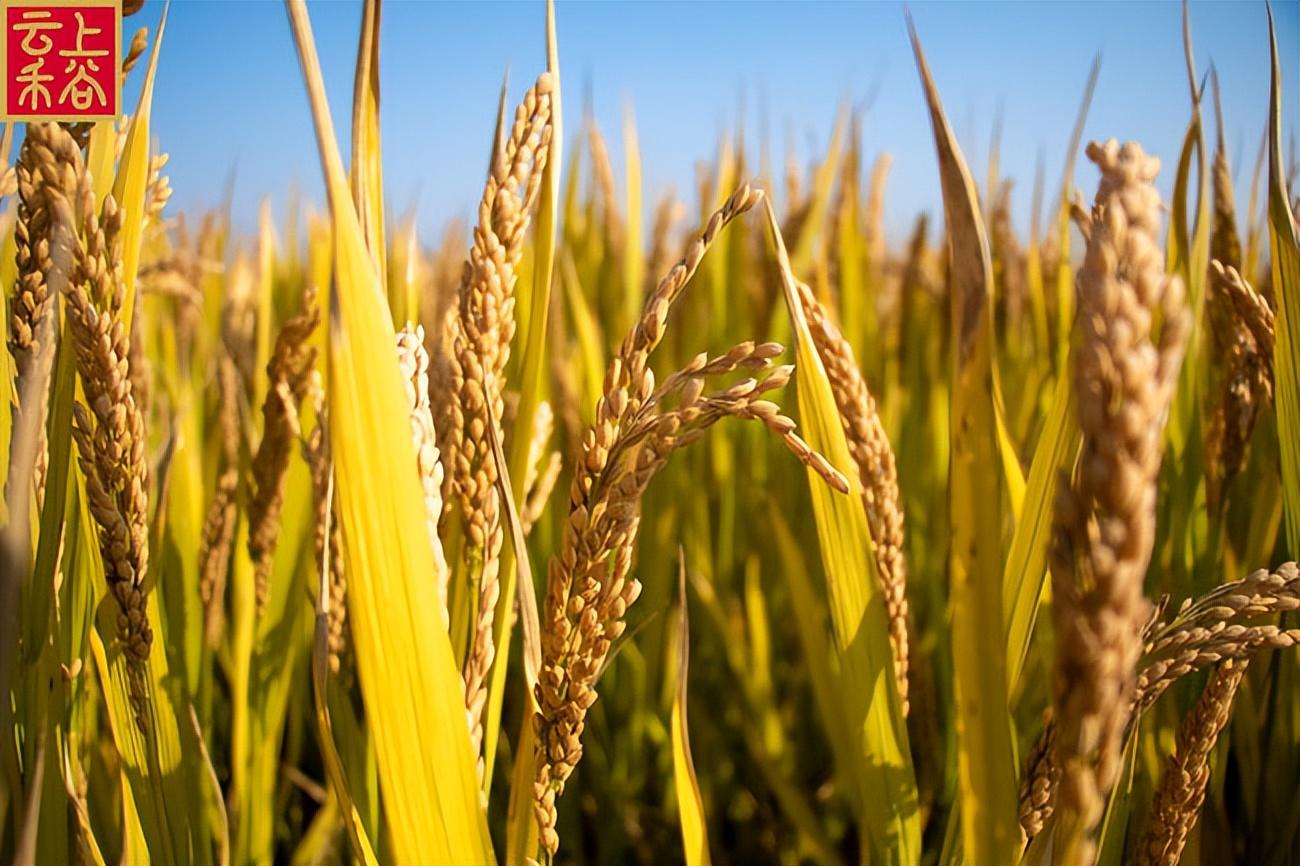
left=128, top=0, right=1299, bottom=243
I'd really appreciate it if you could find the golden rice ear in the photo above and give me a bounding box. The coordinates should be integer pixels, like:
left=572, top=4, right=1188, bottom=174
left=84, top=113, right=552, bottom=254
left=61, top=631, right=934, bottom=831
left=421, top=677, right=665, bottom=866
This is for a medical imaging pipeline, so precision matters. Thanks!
left=486, top=0, right=566, bottom=801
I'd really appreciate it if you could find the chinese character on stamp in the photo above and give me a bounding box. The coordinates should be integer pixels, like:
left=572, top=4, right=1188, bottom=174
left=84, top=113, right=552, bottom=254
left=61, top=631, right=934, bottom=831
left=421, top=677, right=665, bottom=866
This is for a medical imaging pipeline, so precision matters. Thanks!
left=2, top=0, right=121, bottom=121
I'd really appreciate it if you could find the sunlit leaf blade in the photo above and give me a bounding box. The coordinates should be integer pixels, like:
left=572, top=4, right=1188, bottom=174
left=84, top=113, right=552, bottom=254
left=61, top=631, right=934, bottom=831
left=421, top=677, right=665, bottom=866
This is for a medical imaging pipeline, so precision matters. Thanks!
left=764, top=197, right=919, bottom=866
left=504, top=707, right=540, bottom=866
left=671, top=558, right=711, bottom=866
left=85, top=121, right=116, bottom=205
left=286, top=3, right=493, bottom=862
left=350, top=0, right=385, bottom=278
left=89, top=592, right=207, bottom=866
left=487, top=367, right=544, bottom=866
left=1003, top=368, right=1079, bottom=692
left=1053, top=56, right=1101, bottom=372
left=909, top=20, right=1019, bottom=865
left=1164, top=109, right=1208, bottom=461
left=113, top=3, right=168, bottom=330
left=310, top=489, right=380, bottom=866
left=1266, top=7, right=1300, bottom=555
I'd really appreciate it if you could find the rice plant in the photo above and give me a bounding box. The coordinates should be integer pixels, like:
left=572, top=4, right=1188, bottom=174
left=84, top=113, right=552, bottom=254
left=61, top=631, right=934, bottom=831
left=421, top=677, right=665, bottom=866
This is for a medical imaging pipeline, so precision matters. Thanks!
left=1, top=2, right=1297, bottom=865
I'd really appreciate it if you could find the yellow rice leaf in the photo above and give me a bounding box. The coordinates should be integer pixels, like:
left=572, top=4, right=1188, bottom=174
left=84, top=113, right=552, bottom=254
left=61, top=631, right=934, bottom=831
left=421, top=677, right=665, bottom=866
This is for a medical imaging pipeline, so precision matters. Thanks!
left=1164, top=110, right=1207, bottom=460
left=836, top=124, right=867, bottom=355
left=764, top=198, right=919, bottom=866
left=286, top=2, right=492, bottom=862
left=388, top=218, right=420, bottom=328
left=910, top=21, right=1019, bottom=865
left=994, top=379, right=1027, bottom=521
left=1026, top=158, right=1050, bottom=364
left=1266, top=8, right=1300, bottom=555
left=1003, top=367, right=1080, bottom=692
left=489, top=319, right=545, bottom=866
left=504, top=704, right=540, bottom=866
left=89, top=591, right=208, bottom=865
left=350, top=0, right=385, bottom=279
left=112, top=4, right=167, bottom=330
left=85, top=121, right=116, bottom=205
left=1052, top=57, right=1101, bottom=372
left=309, top=494, right=380, bottom=866
left=671, top=559, right=711, bottom=866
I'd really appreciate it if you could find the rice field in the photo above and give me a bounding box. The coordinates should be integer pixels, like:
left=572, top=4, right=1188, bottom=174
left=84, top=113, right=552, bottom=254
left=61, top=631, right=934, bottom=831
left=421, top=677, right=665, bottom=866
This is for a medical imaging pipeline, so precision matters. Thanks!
left=1, top=1, right=1299, bottom=865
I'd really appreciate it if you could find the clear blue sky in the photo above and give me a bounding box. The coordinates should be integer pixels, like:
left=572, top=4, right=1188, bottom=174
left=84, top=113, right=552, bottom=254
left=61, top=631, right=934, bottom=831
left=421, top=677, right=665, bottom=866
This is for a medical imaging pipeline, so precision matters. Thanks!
left=128, top=0, right=1299, bottom=243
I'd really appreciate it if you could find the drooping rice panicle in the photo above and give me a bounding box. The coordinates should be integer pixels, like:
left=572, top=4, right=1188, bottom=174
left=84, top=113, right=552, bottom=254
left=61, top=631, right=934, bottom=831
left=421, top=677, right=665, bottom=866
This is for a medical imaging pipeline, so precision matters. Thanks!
left=246, top=289, right=320, bottom=612
left=1018, top=716, right=1059, bottom=842
left=145, top=152, right=173, bottom=230
left=199, top=350, right=242, bottom=647
left=1021, top=562, right=1300, bottom=844
left=199, top=467, right=238, bottom=647
left=1205, top=260, right=1276, bottom=507
left=1135, top=659, right=1247, bottom=866
left=531, top=185, right=847, bottom=858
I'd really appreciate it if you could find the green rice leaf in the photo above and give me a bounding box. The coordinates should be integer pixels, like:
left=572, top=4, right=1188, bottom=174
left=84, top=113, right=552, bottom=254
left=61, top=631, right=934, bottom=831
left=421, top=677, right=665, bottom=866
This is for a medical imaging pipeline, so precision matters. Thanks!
left=113, top=5, right=167, bottom=330
left=350, top=0, right=386, bottom=280
left=1003, top=367, right=1079, bottom=692
left=670, top=558, right=710, bottom=866
left=764, top=196, right=919, bottom=866
left=910, top=21, right=1019, bottom=864
left=1266, top=7, right=1300, bottom=555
